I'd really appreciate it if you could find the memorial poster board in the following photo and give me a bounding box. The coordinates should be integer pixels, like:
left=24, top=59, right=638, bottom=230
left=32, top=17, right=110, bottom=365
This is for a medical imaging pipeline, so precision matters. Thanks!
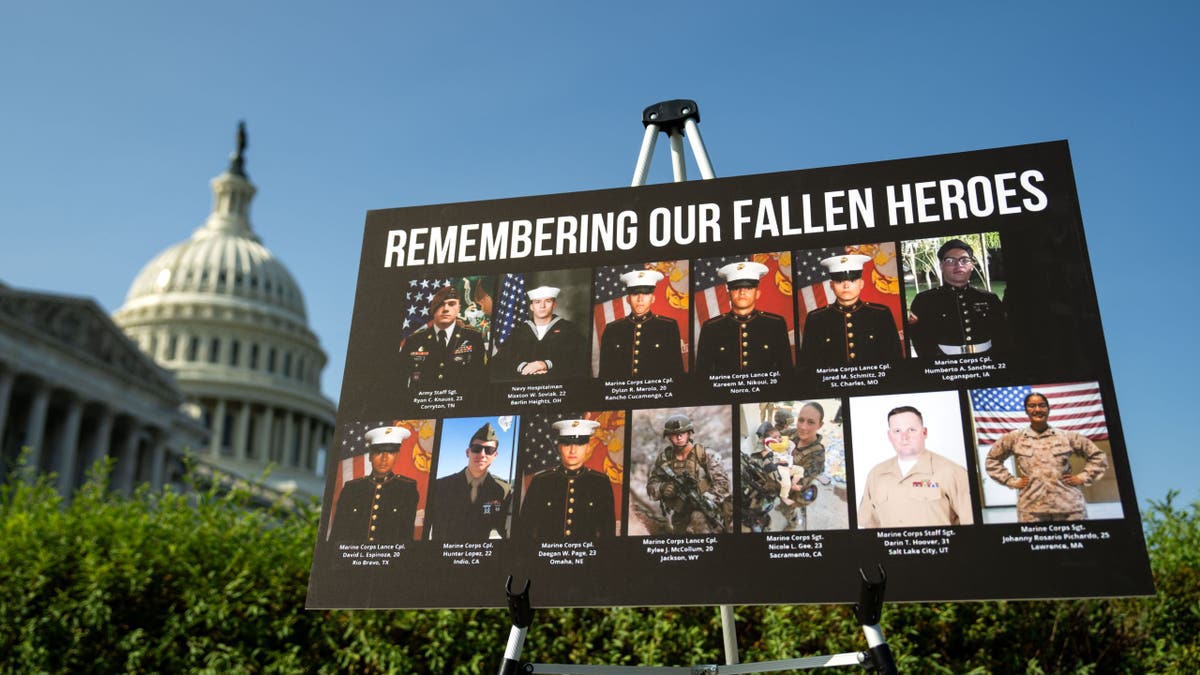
left=306, top=141, right=1153, bottom=608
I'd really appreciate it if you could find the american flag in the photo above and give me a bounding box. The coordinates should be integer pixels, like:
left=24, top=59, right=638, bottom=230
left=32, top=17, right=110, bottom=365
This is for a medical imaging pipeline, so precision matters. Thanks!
left=969, top=382, right=1109, bottom=448
left=591, top=262, right=690, bottom=375
left=327, top=419, right=432, bottom=540
left=400, top=277, right=453, bottom=339
left=520, top=412, right=584, bottom=476
left=492, top=273, right=527, bottom=350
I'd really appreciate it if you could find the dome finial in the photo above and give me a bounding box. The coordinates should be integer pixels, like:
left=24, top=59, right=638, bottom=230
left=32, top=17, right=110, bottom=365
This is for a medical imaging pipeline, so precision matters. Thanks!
left=228, top=120, right=248, bottom=177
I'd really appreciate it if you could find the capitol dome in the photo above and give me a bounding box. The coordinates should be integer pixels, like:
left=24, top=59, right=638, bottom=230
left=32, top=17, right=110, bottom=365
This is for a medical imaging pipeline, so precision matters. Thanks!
left=113, top=123, right=335, bottom=496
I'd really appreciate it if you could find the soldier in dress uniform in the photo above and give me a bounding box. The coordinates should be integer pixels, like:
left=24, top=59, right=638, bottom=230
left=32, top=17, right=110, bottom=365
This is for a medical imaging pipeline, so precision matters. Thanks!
left=857, top=406, right=974, bottom=529
left=645, top=414, right=732, bottom=534
left=694, top=261, right=793, bottom=377
left=598, top=269, right=685, bottom=379
left=427, top=422, right=511, bottom=540
left=398, top=285, right=487, bottom=391
left=519, top=419, right=615, bottom=540
left=985, top=392, right=1108, bottom=522
left=492, top=286, right=587, bottom=381
left=329, top=425, right=420, bottom=544
left=798, top=254, right=901, bottom=369
left=908, top=239, right=1011, bottom=357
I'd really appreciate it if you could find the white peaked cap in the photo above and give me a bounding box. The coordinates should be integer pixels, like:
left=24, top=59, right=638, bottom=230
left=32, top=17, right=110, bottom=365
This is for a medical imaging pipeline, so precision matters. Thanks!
left=717, top=261, right=769, bottom=286
left=551, top=419, right=600, bottom=440
left=619, top=269, right=665, bottom=291
left=527, top=286, right=561, bottom=300
left=364, top=425, right=411, bottom=447
left=819, top=254, right=872, bottom=274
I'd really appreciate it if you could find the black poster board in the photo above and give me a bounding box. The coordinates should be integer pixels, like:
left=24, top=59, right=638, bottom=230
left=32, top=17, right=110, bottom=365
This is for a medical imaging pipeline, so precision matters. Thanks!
left=306, top=141, right=1153, bottom=609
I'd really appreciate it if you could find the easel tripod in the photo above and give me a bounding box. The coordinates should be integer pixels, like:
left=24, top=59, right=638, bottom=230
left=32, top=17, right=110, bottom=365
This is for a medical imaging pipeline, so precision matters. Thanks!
left=497, top=100, right=898, bottom=674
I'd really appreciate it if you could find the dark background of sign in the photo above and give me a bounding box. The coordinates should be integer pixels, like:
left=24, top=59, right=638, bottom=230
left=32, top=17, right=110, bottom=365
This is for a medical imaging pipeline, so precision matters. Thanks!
left=307, top=142, right=1153, bottom=609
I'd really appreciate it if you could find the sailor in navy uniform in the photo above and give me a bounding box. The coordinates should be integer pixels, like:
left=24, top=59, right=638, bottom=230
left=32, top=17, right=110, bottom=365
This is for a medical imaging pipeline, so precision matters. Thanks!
left=399, top=285, right=486, bottom=391
left=519, top=419, right=615, bottom=540
left=492, top=285, right=587, bottom=381
left=798, top=254, right=901, bottom=368
left=329, top=425, right=420, bottom=544
left=598, top=269, right=684, bottom=379
left=908, top=239, right=1011, bottom=357
left=694, top=261, right=792, bottom=376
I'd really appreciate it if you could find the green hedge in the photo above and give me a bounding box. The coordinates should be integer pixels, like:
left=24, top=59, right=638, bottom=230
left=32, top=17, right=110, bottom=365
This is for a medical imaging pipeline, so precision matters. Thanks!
left=1, top=464, right=1196, bottom=673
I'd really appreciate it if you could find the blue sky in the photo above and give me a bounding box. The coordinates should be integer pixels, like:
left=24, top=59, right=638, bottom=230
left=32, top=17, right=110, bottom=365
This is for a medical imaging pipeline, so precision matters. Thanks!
left=2, top=3, right=1196, bottom=507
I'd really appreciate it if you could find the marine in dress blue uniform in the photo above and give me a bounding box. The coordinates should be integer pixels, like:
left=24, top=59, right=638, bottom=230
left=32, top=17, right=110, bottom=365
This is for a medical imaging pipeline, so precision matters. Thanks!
left=798, top=254, right=901, bottom=368
left=598, top=269, right=684, bottom=379
left=908, top=239, right=1011, bottom=357
left=330, top=426, right=420, bottom=544
left=519, top=419, right=615, bottom=540
left=694, top=261, right=792, bottom=377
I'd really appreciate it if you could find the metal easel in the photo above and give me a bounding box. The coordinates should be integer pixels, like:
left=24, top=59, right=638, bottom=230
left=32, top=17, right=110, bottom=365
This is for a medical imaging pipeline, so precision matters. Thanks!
left=496, top=100, right=898, bottom=675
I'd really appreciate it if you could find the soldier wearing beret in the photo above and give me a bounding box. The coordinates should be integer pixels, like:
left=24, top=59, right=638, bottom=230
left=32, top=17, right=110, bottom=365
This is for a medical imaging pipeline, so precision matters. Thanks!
left=519, top=419, right=615, bottom=540
left=598, top=269, right=685, bottom=379
left=694, top=261, right=793, bottom=377
left=399, top=285, right=487, bottom=391
left=908, top=239, right=1011, bottom=358
left=330, top=426, right=420, bottom=544
left=427, top=422, right=512, bottom=540
left=492, top=286, right=587, bottom=382
left=798, top=254, right=901, bottom=369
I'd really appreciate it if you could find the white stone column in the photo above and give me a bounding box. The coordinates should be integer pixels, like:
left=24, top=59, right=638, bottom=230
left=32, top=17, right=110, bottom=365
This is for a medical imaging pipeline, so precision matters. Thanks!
left=149, top=432, right=166, bottom=490
left=256, top=405, right=273, bottom=462
left=55, top=395, right=85, bottom=495
left=85, top=407, right=116, bottom=482
left=0, top=368, right=15, bottom=443
left=23, top=382, right=52, bottom=474
left=297, top=416, right=313, bottom=471
left=282, top=410, right=296, bottom=467
left=233, top=401, right=250, bottom=461
left=208, top=398, right=226, bottom=456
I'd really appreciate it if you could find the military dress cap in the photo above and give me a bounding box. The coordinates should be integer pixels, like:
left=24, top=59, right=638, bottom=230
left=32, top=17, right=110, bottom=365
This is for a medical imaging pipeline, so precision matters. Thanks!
left=662, top=413, right=694, bottom=436
left=619, top=269, right=665, bottom=295
left=527, top=286, right=561, bottom=300
left=819, top=254, right=872, bottom=281
left=364, top=425, right=411, bottom=450
left=429, top=285, right=460, bottom=312
left=717, top=261, right=769, bottom=289
left=936, top=238, right=974, bottom=259
left=471, top=422, right=499, bottom=444
left=551, top=418, right=600, bottom=444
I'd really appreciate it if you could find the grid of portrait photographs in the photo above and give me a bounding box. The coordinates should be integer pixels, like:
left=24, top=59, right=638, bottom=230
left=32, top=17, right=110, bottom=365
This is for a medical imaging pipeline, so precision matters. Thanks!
left=308, top=141, right=1152, bottom=609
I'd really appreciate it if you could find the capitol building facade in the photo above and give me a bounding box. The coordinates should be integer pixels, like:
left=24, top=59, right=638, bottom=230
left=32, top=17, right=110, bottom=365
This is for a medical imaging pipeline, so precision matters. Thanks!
left=0, top=125, right=336, bottom=498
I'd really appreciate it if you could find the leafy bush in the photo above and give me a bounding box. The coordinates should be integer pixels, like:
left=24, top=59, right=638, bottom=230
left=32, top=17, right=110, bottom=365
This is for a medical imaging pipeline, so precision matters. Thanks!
left=1, top=462, right=1196, bottom=673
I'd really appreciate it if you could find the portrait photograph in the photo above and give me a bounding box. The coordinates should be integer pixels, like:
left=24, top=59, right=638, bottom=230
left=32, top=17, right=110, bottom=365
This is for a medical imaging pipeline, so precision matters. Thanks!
left=691, top=253, right=795, bottom=377
left=396, top=275, right=496, bottom=392
left=737, top=399, right=849, bottom=533
left=325, top=418, right=436, bottom=543
left=591, top=260, right=689, bottom=379
left=793, top=243, right=904, bottom=370
left=627, top=405, right=734, bottom=536
left=425, top=415, right=520, bottom=541
left=900, top=232, right=1011, bottom=359
left=969, top=382, right=1123, bottom=524
left=847, top=391, right=975, bottom=529
left=490, top=268, right=592, bottom=383
left=513, top=411, right=625, bottom=540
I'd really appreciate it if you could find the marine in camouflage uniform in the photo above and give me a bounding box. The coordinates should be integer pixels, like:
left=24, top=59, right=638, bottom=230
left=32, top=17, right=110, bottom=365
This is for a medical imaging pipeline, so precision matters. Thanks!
left=646, top=414, right=732, bottom=534
left=985, top=392, right=1108, bottom=522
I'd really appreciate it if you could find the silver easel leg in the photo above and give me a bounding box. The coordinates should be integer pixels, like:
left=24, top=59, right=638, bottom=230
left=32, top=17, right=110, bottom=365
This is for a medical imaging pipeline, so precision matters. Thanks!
left=631, top=99, right=716, bottom=187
